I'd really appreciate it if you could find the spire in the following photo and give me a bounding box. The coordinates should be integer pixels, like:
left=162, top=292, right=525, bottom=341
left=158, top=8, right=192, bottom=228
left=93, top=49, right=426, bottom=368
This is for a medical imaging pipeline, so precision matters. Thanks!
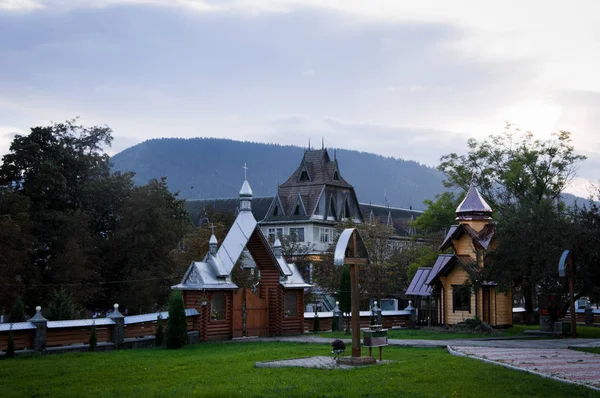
left=239, top=163, right=252, bottom=212
left=273, top=238, right=282, bottom=257
left=209, top=224, right=218, bottom=255
left=456, top=180, right=493, bottom=221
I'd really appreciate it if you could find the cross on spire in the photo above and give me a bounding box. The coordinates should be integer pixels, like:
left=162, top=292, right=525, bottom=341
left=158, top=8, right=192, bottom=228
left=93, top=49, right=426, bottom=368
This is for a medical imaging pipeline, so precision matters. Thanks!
left=211, top=223, right=215, bottom=235
left=243, top=163, right=248, bottom=180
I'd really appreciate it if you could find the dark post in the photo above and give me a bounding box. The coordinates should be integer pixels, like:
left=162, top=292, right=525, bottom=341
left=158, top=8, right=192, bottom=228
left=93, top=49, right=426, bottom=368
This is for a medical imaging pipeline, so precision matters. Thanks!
left=569, top=276, right=576, bottom=338
left=109, top=303, right=125, bottom=346
left=350, top=263, right=361, bottom=357
left=30, top=306, right=47, bottom=352
left=333, top=301, right=343, bottom=332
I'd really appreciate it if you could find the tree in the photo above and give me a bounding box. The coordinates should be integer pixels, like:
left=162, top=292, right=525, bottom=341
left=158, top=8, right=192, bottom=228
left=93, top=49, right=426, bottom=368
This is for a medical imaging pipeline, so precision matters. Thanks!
left=155, top=315, right=165, bottom=347
left=89, top=323, right=97, bottom=351
left=437, top=125, right=586, bottom=320
left=44, top=289, right=84, bottom=321
left=5, top=329, right=15, bottom=358
left=9, top=298, right=25, bottom=322
left=166, top=290, right=187, bottom=349
left=438, top=124, right=585, bottom=215
left=411, top=191, right=463, bottom=237
left=338, top=265, right=351, bottom=333
left=570, top=195, right=600, bottom=305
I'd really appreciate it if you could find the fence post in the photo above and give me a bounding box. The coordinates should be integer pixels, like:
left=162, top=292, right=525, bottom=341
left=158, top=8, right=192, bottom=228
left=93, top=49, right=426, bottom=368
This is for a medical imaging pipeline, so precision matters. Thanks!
left=109, top=304, right=125, bottom=346
left=30, top=306, right=47, bottom=352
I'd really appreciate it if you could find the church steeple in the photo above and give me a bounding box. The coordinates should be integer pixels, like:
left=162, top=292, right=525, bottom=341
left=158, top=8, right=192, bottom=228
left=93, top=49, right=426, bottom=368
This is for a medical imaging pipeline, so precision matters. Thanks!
left=239, top=163, right=252, bottom=212
left=455, top=181, right=492, bottom=221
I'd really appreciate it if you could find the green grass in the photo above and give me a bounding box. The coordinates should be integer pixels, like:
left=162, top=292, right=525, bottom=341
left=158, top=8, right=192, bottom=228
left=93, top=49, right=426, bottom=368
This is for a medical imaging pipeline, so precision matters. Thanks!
left=318, top=324, right=600, bottom=340
left=1, top=342, right=597, bottom=397
left=318, top=329, right=491, bottom=340
left=572, top=347, right=600, bottom=355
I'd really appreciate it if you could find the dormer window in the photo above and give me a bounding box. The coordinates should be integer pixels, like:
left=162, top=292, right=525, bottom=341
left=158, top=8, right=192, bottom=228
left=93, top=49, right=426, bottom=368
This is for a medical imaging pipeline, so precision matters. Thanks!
left=344, top=200, right=351, bottom=218
left=333, top=171, right=339, bottom=180
left=294, top=205, right=300, bottom=215
left=273, top=206, right=279, bottom=216
left=300, top=170, right=309, bottom=181
left=329, top=198, right=336, bottom=220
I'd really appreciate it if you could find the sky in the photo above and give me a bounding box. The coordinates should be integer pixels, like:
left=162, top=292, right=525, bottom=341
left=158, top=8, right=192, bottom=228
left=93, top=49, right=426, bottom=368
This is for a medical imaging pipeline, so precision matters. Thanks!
left=0, top=0, right=599, bottom=197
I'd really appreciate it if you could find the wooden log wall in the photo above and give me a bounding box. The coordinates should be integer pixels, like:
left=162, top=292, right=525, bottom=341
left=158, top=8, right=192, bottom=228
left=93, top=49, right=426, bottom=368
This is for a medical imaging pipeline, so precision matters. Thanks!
left=0, top=329, right=33, bottom=350
left=46, top=326, right=112, bottom=347
left=281, top=289, right=305, bottom=336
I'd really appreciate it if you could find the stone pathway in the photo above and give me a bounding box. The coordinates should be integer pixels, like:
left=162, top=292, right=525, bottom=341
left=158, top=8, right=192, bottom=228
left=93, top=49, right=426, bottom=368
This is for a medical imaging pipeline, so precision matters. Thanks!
left=449, top=346, right=600, bottom=391
left=255, top=356, right=353, bottom=369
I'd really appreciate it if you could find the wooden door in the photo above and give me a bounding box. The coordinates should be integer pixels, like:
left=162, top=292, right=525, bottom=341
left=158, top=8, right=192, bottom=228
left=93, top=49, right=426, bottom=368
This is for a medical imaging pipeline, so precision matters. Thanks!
left=232, top=288, right=268, bottom=338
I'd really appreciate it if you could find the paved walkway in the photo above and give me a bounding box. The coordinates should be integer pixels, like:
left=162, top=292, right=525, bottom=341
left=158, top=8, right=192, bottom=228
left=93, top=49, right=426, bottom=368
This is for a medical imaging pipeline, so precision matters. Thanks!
left=449, top=346, right=600, bottom=391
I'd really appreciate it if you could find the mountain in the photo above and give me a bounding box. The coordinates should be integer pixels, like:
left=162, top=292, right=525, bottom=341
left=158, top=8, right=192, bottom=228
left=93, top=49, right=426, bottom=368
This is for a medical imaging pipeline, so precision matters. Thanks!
left=109, top=138, right=451, bottom=210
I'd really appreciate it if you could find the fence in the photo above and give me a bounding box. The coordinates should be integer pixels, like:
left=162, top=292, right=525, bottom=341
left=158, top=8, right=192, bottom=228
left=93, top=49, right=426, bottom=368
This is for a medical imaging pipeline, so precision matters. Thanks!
left=304, top=310, right=411, bottom=332
left=0, top=305, right=199, bottom=353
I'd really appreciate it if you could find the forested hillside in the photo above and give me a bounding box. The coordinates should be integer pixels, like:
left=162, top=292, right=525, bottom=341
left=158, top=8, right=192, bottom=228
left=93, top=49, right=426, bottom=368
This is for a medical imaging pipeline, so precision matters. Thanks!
left=111, top=138, right=447, bottom=210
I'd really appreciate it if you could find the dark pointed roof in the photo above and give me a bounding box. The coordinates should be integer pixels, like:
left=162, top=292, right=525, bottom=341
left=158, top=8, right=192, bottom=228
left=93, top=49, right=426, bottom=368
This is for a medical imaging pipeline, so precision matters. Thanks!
left=439, top=223, right=496, bottom=251
left=281, top=149, right=352, bottom=188
left=456, top=182, right=493, bottom=220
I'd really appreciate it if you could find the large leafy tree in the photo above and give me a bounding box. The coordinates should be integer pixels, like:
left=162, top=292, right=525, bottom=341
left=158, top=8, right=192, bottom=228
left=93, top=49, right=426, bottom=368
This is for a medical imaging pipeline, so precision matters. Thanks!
left=437, top=124, right=586, bottom=319
left=0, top=120, right=191, bottom=315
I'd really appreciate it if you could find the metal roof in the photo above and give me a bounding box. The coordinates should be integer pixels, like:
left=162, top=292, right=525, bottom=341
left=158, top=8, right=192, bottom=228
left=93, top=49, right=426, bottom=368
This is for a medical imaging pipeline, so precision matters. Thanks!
left=0, top=321, right=36, bottom=332
left=406, top=267, right=433, bottom=296
left=239, top=179, right=253, bottom=196
left=216, top=210, right=257, bottom=276
left=456, top=183, right=493, bottom=216
left=124, top=308, right=199, bottom=325
left=425, top=254, right=455, bottom=285
left=47, top=318, right=115, bottom=328
left=177, top=261, right=239, bottom=290
left=280, top=262, right=312, bottom=289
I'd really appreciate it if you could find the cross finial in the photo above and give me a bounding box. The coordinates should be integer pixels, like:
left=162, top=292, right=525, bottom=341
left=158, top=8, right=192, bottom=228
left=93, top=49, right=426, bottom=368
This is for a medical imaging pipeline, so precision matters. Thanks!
left=211, top=223, right=215, bottom=235
left=243, top=163, right=248, bottom=180
left=471, top=171, right=477, bottom=184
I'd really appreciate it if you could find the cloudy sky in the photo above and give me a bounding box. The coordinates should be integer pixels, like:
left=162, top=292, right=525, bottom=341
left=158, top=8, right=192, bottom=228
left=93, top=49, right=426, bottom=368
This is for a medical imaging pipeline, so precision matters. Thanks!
left=1, top=0, right=599, bottom=196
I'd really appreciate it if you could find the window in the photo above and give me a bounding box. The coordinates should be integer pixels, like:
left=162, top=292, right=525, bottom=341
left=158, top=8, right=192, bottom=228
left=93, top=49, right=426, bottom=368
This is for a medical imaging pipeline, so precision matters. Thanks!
left=289, top=227, right=305, bottom=242
left=212, top=292, right=226, bottom=320
left=294, top=205, right=300, bottom=215
left=300, top=170, right=309, bottom=181
left=333, top=171, right=339, bottom=180
left=284, top=291, right=297, bottom=316
left=344, top=200, right=351, bottom=219
left=268, top=228, right=276, bottom=241
left=276, top=228, right=283, bottom=239
left=328, top=198, right=336, bottom=220
left=272, top=206, right=279, bottom=216
left=319, top=227, right=331, bottom=243
left=452, top=285, right=471, bottom=312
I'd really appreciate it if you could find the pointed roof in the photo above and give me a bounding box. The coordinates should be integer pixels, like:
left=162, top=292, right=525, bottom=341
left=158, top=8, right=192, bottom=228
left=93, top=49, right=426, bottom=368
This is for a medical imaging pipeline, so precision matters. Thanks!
left=239, top=179, right=253, bottom=197
left=456, top=182, right=492, bottom=220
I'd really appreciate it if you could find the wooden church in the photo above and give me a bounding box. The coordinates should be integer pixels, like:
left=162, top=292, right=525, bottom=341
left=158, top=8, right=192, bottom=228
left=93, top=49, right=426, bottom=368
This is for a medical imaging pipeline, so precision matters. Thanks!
left=172, top=177, right=311, bottom=340
left=406, top=182, right=512, bottom=327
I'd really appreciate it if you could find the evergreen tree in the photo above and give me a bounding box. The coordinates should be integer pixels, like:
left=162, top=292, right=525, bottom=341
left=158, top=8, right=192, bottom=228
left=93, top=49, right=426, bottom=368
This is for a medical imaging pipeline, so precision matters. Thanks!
left=339, top=265, right=351, bottom=334
left=9, top=298, right=25, bottom=322
left=89, top=323, right=97, bottom=352
left=45, top=289, right=83, bottom=321
left=155, top=315, right=165, bottom=347
left=166, top=290, right=187, bottom=349
left=5, top=329, right=15, bottom=358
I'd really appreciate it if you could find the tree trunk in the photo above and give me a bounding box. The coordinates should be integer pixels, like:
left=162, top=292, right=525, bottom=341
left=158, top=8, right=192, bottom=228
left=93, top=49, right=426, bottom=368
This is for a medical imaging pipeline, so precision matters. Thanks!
left=524, top=285, right=536, bottom=324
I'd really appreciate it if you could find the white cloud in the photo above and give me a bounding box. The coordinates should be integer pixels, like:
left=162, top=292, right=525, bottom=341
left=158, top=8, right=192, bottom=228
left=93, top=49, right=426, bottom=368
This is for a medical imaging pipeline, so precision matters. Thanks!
left=0, top=0, right=43, bottom=11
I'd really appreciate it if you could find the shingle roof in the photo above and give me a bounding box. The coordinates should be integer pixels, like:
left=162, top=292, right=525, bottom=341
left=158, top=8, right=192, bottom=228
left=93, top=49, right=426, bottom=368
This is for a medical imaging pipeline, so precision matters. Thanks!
left=439, top=223, right=496, bottom=251
left=360, top=203, right=423, bottom=237
left=186, top=197, right=273, bottom=225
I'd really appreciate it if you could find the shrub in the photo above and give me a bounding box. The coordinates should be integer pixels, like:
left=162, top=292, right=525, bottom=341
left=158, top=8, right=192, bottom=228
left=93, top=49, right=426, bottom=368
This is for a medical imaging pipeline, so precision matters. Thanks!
left=312, top=315, right=320, bottom=333
left=45, top=289, right=83, bottom=321
left=6, top=330, right=15, bottom=358
left=155, top=315, right=165, bottom=347
left=166, top=290, right=187, bottom=349
left=89, top=324, right=97, bottom=352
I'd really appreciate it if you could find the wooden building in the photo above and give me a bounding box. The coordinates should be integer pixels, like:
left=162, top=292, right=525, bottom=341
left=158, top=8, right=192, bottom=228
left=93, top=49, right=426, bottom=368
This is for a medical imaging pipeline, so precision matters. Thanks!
left=172, top=178, right=311, bottom=340
left=406, top=182, right=512, bottom=327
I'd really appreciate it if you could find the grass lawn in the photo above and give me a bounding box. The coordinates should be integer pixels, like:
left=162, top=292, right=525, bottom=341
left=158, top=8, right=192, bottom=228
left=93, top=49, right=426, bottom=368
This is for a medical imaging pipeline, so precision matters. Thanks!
left=573, top=347, right=600, bottom=355
left=318, top=324, right=600, bottom=340
left=1, top=342, right=597, bottom=397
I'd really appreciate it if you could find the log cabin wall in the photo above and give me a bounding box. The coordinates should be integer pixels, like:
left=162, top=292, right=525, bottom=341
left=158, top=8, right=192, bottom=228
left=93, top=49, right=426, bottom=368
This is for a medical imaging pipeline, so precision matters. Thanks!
left=495, top=290, right=513, bottom=327
left=0, top=329, right=33, bottom=350
left=46, top=326, right=112, bottom=347
left=281, top=289, right=304, bottom=335
left=440, top=268, right=476, bottom=325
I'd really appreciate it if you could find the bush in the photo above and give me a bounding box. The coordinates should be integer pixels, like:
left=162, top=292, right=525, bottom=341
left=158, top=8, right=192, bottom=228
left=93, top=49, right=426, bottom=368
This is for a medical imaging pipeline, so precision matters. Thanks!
left=454, top=316, right=497, bottom=335
left=155, top=315, right=165, bottom=347
left=45, top=289, right=83, bottom=321
left=9, top=298, right=25, bottom=323
left=6, top=330, right=15, bottom=358
left=313, top=315, right=320, bottom=333
left=89, top=324, right=97, bottom=352
left=166, top=290, right=188, bottom=349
